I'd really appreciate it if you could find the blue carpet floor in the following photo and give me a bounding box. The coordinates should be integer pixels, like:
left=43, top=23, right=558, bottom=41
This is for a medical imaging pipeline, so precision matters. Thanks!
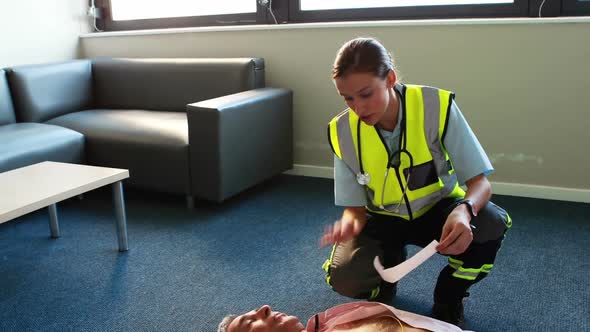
left=0, top=175, right=588, bottom=332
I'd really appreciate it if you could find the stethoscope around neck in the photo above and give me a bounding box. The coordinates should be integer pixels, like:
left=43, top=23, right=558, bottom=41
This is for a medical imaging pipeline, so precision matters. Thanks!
left=355, top=124, right=414, bottom=213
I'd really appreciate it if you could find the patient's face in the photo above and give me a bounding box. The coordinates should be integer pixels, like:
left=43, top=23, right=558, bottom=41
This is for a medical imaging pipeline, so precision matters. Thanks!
left=228, top=305, right=305, bottom=332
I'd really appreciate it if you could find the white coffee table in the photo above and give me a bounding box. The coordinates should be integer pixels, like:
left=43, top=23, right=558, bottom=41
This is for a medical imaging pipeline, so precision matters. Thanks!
left=0, top=161, right=130, bottom=251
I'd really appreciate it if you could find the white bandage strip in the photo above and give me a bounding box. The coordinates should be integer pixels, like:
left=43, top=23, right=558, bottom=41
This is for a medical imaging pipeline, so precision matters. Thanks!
left=373, top=240, right=439, bottom=284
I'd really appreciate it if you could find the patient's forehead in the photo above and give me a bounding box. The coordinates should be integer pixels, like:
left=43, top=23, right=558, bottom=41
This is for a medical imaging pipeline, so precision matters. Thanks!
left=227, top=313, right=247, bottom=332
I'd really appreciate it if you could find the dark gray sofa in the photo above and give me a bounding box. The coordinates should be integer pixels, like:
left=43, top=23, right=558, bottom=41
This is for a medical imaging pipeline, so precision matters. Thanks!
left=3, top=58, right=293, bottom=204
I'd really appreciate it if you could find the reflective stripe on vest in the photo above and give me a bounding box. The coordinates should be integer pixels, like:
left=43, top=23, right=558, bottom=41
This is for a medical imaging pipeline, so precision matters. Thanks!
left=328, top=84, right=465, bottom=220
left=336, top=111, right=361, bottom=176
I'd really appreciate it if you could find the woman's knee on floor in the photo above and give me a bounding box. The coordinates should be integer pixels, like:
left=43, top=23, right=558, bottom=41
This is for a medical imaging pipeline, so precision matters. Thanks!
left=325, top=237, right=382, bottom=298
left=328, top=259, right=382, bottom=299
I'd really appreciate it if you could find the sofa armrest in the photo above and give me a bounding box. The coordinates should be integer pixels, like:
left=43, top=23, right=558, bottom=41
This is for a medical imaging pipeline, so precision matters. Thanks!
left=187, top=88, right=293, bottom=202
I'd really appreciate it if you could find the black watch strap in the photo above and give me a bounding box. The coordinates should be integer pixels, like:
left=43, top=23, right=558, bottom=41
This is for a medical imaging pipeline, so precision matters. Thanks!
left=453, top=198, right=477, bottom=218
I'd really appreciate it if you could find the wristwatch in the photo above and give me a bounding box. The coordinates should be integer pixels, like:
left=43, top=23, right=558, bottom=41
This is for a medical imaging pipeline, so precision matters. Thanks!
left=454, top=199, right=477, bottom=219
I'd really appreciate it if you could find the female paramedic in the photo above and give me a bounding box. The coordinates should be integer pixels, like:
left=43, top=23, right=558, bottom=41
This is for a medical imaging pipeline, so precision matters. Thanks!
left=319, top=37, right=512, bottom=327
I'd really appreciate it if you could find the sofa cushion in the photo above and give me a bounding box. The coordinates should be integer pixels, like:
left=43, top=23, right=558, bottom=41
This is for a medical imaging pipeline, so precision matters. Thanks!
left=92, top=58, right=265, bottom=112
left=0, top=69, right=16, bottom=125
left=47, top=109, right=191, bottom=194
left=0, top=123, right=85, bottom=173
left=7, top=60, right=93, bottom=123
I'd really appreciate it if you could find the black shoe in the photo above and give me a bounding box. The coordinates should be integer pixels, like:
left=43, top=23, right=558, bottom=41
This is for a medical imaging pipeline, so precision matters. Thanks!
left=371, top=281, right=397, bottom=304
left=432, top=297, right=466, bottom=327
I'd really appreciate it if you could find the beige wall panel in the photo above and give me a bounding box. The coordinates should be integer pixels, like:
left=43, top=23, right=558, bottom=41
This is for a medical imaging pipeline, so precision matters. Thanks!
left=0, top=0, right=90, bottom=67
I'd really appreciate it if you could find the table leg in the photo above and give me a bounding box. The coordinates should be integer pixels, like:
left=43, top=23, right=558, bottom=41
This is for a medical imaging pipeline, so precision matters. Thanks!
left=112, top=181, right=129, bottom=252
left=48, top=204, right=60, bottom=238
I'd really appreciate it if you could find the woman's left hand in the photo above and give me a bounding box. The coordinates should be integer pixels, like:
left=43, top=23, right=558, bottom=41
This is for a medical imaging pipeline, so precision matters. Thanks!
left=436, top=205, right=473, bottom=255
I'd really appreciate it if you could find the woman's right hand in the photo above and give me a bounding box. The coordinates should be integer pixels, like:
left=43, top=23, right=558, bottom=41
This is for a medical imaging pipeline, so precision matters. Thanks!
left=320, top=207, right=367, bottom=247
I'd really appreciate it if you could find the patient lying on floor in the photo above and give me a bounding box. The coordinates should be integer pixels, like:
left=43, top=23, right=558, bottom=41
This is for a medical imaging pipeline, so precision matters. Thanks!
left=218, top=301, right=470, bottom=332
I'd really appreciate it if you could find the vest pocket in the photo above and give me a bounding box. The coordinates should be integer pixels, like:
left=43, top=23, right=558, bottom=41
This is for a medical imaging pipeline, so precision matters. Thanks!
left=404, top=160, right=438, bottom=190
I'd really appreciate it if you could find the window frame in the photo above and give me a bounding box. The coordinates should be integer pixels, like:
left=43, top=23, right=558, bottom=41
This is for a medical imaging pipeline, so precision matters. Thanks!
left=95, top=0, right=272, bottom=31
left=95, top=0, right=589, bottom=32
left=562, top=0, right=590, bottom=15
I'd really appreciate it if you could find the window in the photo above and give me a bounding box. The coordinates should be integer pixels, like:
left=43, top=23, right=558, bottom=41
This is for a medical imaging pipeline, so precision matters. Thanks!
left=299, top=0, right=514, bottom=11
left=290, top=0, right=528, bottom=22
left=94, top=0, right=590, bottom=32
left=96, top=0, right=265, bottom=31
left=109, top=0, right=256, bottom=21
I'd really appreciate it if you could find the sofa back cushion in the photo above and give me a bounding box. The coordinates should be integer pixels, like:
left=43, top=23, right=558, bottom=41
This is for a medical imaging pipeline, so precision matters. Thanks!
left=7, top=60, right=93, bottom=123
left=0, top=69, right=16, bottom=125
left=92, top=58, right=265, bottom=112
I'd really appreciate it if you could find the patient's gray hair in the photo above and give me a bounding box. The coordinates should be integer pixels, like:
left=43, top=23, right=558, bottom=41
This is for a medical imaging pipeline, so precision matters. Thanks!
left=218, top=314, right=238, bottom=332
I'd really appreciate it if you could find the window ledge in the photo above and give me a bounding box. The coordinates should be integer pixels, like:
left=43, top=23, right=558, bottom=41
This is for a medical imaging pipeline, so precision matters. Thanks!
left=80, top=16, right=590, bottom=38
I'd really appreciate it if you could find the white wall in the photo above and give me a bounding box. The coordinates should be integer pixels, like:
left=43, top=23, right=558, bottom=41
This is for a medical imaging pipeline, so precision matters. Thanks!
left=0, top=0, right=89, bottom=67
left=80, top=18, right=590, bottom=201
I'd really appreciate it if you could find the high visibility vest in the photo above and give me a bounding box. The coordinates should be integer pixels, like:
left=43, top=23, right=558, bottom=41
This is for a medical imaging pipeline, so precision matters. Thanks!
left=328, top=84, right=465, bottom=220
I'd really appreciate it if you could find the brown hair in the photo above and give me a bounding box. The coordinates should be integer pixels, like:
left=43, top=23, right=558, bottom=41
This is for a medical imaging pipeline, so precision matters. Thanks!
left=332, top=37, right=396, bottom=79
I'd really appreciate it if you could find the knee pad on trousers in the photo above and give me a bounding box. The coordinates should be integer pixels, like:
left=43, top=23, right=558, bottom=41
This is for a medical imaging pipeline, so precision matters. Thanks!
left=324, top=238, right=382, bottom=299
left=327, top=262, right=381, bottom=299
left=471, top=201, right=511, bottom=244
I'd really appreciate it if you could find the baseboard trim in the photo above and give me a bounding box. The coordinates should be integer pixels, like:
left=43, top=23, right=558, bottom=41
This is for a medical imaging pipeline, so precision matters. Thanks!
left=284, top=164, right=590, bottom=203
left=284, top=164, right=333, bottom=179
left=490, top=182, right=590, bottom=203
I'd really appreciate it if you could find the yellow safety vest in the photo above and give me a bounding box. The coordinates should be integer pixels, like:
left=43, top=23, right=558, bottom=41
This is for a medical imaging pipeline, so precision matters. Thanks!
left=328, top=84, right=465, bottom=220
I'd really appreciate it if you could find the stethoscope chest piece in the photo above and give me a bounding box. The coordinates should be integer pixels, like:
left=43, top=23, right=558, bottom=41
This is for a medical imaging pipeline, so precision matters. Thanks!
left=356, top=172, right=371, bottom=185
